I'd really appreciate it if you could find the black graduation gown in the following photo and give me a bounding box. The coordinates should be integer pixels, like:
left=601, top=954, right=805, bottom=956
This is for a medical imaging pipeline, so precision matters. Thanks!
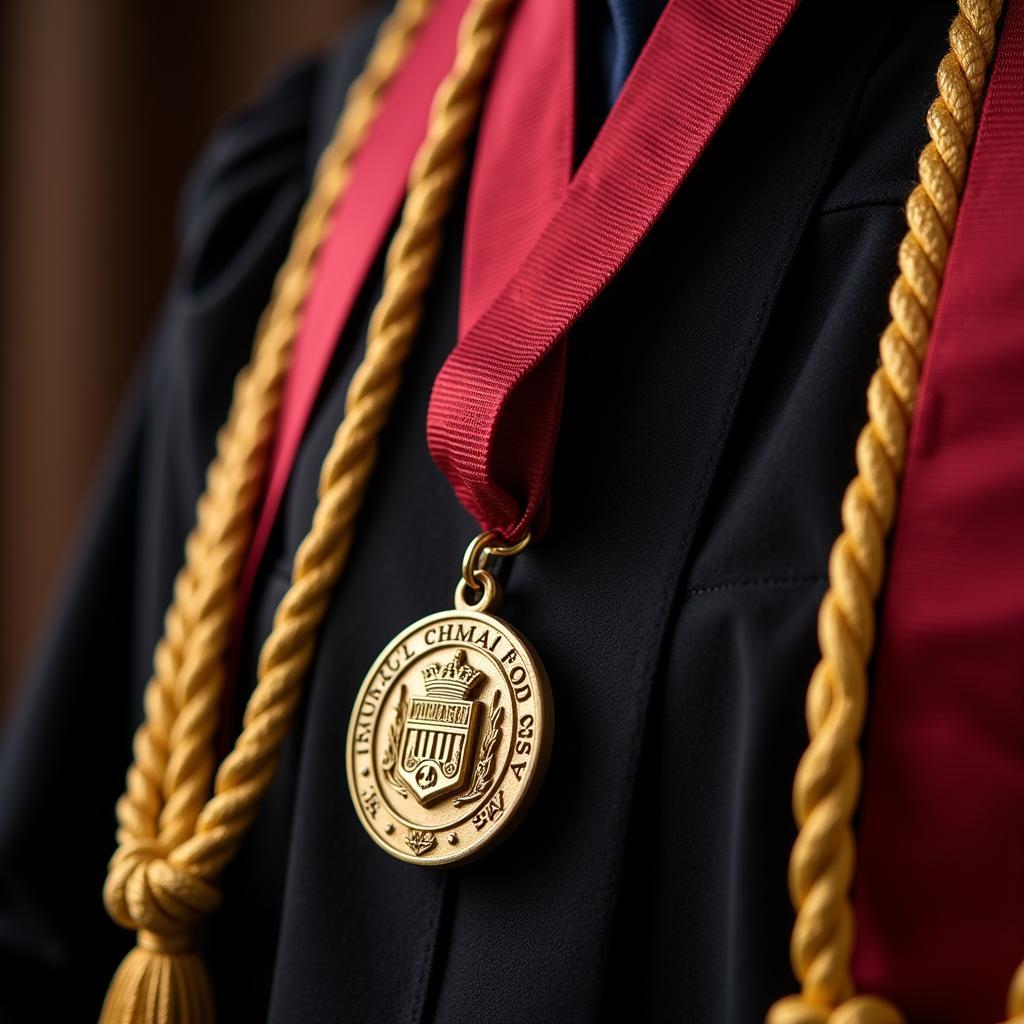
left=0, top=2, right=953, bottom=1020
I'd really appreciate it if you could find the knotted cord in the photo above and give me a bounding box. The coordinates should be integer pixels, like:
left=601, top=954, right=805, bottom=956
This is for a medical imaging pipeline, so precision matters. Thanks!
left=99, top=0, right=515, bottom=1019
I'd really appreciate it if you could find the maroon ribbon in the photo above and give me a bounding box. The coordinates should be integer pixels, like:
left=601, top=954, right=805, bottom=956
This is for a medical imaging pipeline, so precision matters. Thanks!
left=427, top=0, right=799, bottom=540
left=236, top=0, right=799, bottom=577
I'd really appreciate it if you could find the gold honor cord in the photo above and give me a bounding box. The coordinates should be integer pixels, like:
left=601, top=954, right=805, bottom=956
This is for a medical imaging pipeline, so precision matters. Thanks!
left=99, top=0, right=516, bottom=1020
left=767, top=2, right=1023, bottom=1024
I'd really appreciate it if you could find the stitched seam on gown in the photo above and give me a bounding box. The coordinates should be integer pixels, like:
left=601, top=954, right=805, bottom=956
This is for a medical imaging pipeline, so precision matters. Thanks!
left=683, top=574, right=828, bottom=600
left=817, top=197, right=905, bottom=216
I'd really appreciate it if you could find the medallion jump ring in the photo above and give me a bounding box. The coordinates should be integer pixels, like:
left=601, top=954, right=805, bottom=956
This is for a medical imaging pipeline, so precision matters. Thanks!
left=484, top=530, right=531, bottom=559
left=461, top=530, right=533, bottom=590
left=454, top=568, right=501, bottom=613
left=462, top=531, right=500, bottom=590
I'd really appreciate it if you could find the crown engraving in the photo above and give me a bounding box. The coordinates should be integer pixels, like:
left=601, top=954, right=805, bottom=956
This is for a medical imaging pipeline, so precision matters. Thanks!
left=421, top=649, right=483, bottom=700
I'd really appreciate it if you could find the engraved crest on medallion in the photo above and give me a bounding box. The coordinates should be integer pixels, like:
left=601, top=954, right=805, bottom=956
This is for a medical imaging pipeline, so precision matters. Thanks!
left=346, top=608, right=553, bottom=866
left=398, top=649, right=483, bottom=806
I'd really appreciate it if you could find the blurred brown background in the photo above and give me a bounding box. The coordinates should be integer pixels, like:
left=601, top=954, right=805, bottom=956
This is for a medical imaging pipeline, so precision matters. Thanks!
left=1, top=0, right=370, bottom=711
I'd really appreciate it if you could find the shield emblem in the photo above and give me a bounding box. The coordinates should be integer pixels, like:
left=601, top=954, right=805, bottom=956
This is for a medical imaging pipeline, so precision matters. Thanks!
left=398, top=650, right=484, bottom=805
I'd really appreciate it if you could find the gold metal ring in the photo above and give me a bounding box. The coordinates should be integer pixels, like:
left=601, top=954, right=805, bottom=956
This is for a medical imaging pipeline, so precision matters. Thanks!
left=461, top=531, right=500, bottom=589
left=485, top=530, right=531, bottom=559
left=460, top=530, right=533, bottom=590
left=454, top=568, right=501, bottom=613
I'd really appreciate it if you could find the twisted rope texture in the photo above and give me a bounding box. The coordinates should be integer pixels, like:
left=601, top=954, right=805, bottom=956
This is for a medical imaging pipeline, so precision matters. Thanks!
left=767, top=3, right=1014, bottom=1023
left=106, top=0, right=429, bottom=902
left=101, top=0, right=516, bottom=1019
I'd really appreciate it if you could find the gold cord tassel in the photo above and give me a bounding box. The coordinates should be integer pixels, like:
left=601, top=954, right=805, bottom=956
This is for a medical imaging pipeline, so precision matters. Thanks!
left=767, top=2, right=1006, bottom=1022
left=100, top=839, right=221, bottom=1022
left=99, top=0, right=516, bottom=1019
left=100, top=939, right=214, bottom=1024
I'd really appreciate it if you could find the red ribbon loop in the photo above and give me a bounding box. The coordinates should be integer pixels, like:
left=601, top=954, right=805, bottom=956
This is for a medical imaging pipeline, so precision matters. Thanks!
left=428, top=0, right=799, bottom=539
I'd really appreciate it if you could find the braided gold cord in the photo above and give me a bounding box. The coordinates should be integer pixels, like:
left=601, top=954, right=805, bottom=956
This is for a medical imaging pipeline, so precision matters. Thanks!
left=168, top=0, right=515, bottom=882
left=109, top=0, right=431, bottom=865
left=767, top=3, right=1010, bottom=1023
left=100, top=0, right=519, bottom=1019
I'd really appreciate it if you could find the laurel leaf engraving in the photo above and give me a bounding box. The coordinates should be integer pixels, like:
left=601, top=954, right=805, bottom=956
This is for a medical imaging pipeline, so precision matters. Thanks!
left=381, top=684, right=409, bottom=798
left=453, top=691, right=502, bottom=806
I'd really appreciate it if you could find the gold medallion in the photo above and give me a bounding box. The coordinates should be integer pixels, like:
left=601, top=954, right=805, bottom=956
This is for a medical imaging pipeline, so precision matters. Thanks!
left=346, top=534, right=552, bottom=865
